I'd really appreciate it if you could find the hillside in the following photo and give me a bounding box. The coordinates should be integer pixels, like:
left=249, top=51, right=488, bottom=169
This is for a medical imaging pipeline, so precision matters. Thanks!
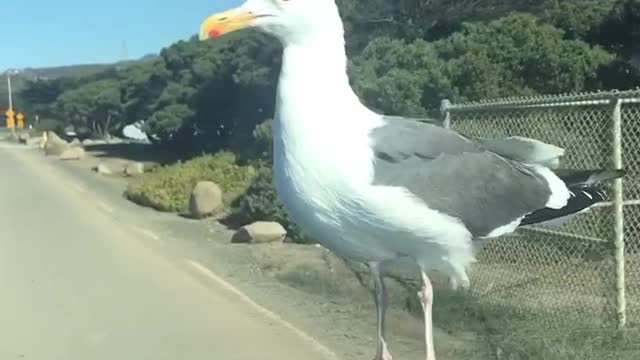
left=7, top=0, right=639, bottom=137
left=0, top=54, right=159, bottom=111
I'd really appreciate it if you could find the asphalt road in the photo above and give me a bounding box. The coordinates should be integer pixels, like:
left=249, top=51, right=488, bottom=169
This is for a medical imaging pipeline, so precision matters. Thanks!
left=0, top=142, right=336, bottom=360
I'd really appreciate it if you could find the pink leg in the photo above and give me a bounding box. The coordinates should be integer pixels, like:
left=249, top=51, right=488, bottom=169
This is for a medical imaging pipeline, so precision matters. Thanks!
left=376, top=339, right=393, bottom=360
left=418, top=272, right=436, bottom=360
left=371, top=263, right=393, bottom=360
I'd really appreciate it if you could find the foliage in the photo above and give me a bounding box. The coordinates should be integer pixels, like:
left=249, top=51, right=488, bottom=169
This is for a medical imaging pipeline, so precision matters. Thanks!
left=352, top=37, right=453, bottom=116
left=124, top=151, right=256, bottom=213
left=35, top=118, right=65, bottom=133
left=1, top=58, right=150, bottom=119
left=595, top=0, right=640, bottom=57
left=542, top=0, right=617, bottom=39
left=353, top=13, right=613, bottom=115
left=16, top=2, right=635, bottom=141
left=53, top=79, right=123, bottom=138
left=437, top=14, right=614, bottom=99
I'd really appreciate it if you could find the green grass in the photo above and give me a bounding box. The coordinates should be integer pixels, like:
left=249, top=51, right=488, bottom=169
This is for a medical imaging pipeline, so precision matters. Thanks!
left=426, top=287, right=640, bottom=360
left=124, top=151, right=256, bottom=213
left=249, top=244, right=640, bottom=360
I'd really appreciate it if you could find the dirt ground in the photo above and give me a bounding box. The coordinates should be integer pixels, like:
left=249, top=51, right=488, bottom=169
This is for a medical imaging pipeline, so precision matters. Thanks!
left=36, top=139, right=640, bottom=360
left=37, top=141, right=482, bottom=360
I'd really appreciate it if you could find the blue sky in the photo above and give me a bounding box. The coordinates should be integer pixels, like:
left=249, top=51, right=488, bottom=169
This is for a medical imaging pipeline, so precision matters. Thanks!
left=0, top=0, right=241, bottom=71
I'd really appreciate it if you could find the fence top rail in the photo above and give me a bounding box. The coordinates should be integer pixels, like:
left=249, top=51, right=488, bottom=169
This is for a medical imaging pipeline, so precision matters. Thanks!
left=443, top=88, right=640, bottom=112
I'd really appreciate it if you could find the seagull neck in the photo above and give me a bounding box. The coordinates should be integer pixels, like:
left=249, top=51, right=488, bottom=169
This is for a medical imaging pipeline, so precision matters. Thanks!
left=278, top=39, right=361, bottom=107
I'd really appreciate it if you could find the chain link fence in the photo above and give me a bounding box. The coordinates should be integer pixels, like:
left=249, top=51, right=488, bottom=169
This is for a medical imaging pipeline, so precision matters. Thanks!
left=441, top=89, right=640, bottom=329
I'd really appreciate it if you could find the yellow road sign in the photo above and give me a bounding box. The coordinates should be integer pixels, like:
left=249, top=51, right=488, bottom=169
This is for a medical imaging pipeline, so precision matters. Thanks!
left=5, top=108, right=15, bottom=129
left=17, top=112, right=24, bottom=128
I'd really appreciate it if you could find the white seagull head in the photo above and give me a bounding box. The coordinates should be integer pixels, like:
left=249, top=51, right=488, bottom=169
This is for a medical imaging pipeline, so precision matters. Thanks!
left=199, top=0, right=344, bottom=45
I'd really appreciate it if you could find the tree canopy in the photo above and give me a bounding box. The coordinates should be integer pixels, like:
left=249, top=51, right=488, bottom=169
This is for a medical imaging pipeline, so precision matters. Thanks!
left=14, top=0, right=640, bottom=154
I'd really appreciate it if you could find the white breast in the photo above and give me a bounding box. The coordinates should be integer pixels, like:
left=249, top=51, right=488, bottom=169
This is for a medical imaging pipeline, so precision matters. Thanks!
left=272, top=77, right=387, bottom=260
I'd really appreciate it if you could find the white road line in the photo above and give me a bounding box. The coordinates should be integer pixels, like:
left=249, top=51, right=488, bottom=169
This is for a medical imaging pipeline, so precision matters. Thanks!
left=96, top=200, right=115, bottom=214
left=70, top=182, right=87, bottom=193
left=182, top=259, right=340, bottom=360
left=131, top=226, right=162, bottom=242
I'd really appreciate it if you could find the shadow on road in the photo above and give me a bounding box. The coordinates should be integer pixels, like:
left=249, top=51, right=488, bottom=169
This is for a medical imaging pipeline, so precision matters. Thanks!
left=86, top=143, right=180, bottom=165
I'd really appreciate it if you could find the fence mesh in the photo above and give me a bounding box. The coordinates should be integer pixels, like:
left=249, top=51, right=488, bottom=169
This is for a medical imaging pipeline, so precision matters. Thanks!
left=442, top=90, right=640, bottom=328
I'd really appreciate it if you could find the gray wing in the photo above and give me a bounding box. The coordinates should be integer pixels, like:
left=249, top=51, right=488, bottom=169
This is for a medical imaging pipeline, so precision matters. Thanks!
left=370, top=116, right=553, bottom=238
left=477, top=136, right=565, bottom=169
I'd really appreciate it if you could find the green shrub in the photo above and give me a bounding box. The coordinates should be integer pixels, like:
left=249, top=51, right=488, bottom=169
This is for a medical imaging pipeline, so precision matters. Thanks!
left=226, top=162, right=314, bottom=244
left=125, top=151, right=256, bottom=213
left=228, top=118, right=274, bottom=163
left=36, top=118, right=65, bottom=133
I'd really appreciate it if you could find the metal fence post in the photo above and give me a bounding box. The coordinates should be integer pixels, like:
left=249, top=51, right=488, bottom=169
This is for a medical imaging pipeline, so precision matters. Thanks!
left=612, top=98, right=626, bottom=329
left=441, top=99, right=451, bottom=129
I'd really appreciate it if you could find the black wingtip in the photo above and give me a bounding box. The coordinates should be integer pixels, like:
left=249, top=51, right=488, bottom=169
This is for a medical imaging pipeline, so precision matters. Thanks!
left=587, top=168, right=627, bottom=184
left=613, top=168, right=627, bottom=178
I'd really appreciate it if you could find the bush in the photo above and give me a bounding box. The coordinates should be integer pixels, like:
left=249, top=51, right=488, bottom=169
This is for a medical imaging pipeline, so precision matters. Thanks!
left=225, top=163, right=313, bottom=244
left=36, top=118, right=65, bottom=133
left=125, top=151, right=256, bottom=213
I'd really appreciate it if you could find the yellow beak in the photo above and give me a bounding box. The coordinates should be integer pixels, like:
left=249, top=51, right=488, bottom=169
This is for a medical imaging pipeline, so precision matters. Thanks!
left=199, top=8, right=257, bottom=40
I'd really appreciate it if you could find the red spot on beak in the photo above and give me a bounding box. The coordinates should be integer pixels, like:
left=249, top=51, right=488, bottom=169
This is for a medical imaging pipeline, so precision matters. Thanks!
left=209, top=28, right=222, bottom=38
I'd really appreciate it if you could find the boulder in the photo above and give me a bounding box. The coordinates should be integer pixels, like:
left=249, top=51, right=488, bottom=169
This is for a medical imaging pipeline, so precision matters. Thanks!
left=18, top=132, right=30, bottom=144
left=39, top=132, right=47, bottom=149
left=26, top=137, right=42, bottom=146
left=46, top=131, right=65, bottom=143
left=93, top=163, right=112, bottom=175
left=59, top=146, right=86, bottom=160
left=189, top=181, right=223, bottom=218
left=82, top=138, right=108, bottom=146
left=124, top=162, right=144, bottom=177
left=44, top=131, right=70, bottom=156
left=107, top=136, right=125, bottom=144
left=231, top=221, right=287, bottom=244
left=69, top=138, right=82, bottom=147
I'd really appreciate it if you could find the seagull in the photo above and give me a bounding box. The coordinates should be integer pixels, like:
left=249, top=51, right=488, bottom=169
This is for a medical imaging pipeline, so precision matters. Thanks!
left=198, top=1, right=626, bottom=359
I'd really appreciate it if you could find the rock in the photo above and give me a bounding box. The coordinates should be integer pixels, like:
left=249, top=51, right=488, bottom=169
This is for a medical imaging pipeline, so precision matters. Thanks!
left=69, top=138, right=82, bottom=147
left=107, top=136, right=125, bottom=144
left=231, top=221, right=287, bottom=244
left=124, top=162, right=144, bottom=177
left=189, top=181, right=223, bottom=218
left=43, top=131, right=70, bottom=156
left=82, top=138, right=108, bottom=146
left=46, top=131, right=65, bottom=143
left=26, top=137, right=42, bottom=146
left=59, top=146, right=86, bottom=160
left=92, top=163, right=112, bottom=175
left=18, top=132, right=30, bottom=144
left=45, top=142, right=68, bottom=156
left=39, top=132, right=47, bottom=149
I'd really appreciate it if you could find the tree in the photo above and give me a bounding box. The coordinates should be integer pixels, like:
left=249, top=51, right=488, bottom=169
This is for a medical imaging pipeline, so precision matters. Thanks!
left=542, top=0, right=617, bottom=39
left=20, top=77, right=80, bottom=120
left=118, top=59, right=171, bottom=125
left=436, top=14, right=614, bottom=100
left=352, top=37, right=453, bottom=116
left=15, top=1, right=635, bottom=157
left=591, top=0, right=640, bottom=88
left=144, top=104, right=194, bottom=143
left=54, top=79, right=123, bottom=138
left=352, top=14, right=615, bottom=116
